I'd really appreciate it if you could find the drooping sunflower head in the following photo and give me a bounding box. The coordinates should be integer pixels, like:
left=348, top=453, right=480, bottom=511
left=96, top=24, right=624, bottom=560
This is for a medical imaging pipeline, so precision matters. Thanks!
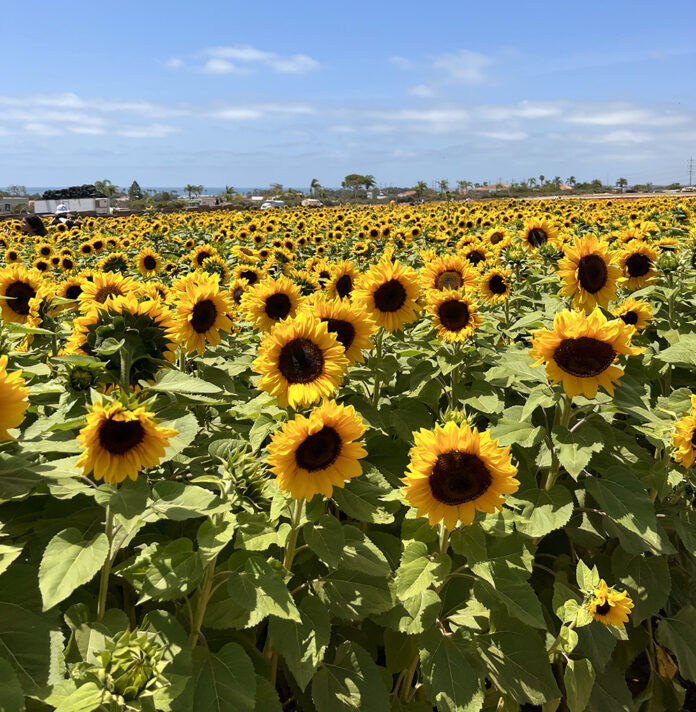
left=557, top=234, right=620, bottom=312
left=670, top=395, right=696, bottom=469
left=267, top=400, right=367, bottom=500
left=174, top=274, right=234, bottom=355
left=587, top=579, right=634, bottom=628
left=201, top=255, right=231, bottom=285
left=0, top=265, right=46, bottom=324
left=241, top=275, right=302, bottom=332
left=402, top=421, right=519, bottom=530
left=530, top=308, right=642, bottom=399
left=75, top=400, right=178, bottom=484
left=99, top=252, right=130, bottom=273
left=478, top=267, right=512, bottom=304
left=611, top=298, right=653, bottom=331
left=618, top=240, right=658, bottom=289
left=0, top=354, right=30, bottom=441
left=426, top=289, right=482, bottom=344
left=353, top=257, right=421, bottom=332
left=300, top=294, right=377, bottom=364
left=253, top=313, right=349, bottom=408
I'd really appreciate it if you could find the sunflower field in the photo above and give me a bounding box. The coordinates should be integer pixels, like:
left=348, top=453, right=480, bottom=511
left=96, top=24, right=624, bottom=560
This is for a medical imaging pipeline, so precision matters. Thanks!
left=0, top=197, right=695, bottom=712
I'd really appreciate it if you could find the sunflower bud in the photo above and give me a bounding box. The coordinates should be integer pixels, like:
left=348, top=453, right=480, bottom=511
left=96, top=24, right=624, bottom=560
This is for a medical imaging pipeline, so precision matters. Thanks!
left=656, top=252, right=679, bottom=272
left=443, top=408, right=468, bottom=425
left=66, top=363, right=102, bottom=392
left=216, top=441, right=272, bottom=511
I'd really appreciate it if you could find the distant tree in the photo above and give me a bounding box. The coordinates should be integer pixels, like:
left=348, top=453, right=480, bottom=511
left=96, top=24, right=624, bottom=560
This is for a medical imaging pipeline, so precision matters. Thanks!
left=616, top=177, right=628, bottom=192
left=363, top=175, right=376, bottom=191
left=94, top=179, right=120, bottom=198
left=184, top=184, right=203, bottom=199
left=6, top=185, right=27, bottom=197
left=310, top=178, right=321, bottom=196
left=414, top=181, right=428, bottom=197
left=591, top=179, right=603, bottom=191
left=221, top=185, right=236, bottom=202
left=457, top=180, right=471, bottom=193
left=438, top=179, right=449, bottom=195
left=566, top=176, right=577, bottom=187
left=128, top=180, right=144, bottom=200
left=528, top=177, right=537, bottom=188
left=539, top=175, right=546, bottom=186
left=343, top=174, right=366, bottom=197
left=269, top=183, right=283, bottom=194
left=552, top=176, right=562, bottom=187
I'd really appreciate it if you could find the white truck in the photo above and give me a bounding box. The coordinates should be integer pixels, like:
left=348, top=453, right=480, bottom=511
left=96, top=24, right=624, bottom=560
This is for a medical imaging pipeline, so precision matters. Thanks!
left=33, top=197, right=111, bottom=215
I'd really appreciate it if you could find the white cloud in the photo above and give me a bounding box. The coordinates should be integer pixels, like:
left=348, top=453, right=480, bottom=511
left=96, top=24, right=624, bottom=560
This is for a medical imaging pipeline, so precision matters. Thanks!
left=201, top=58, right=246, bottom=75
left=208, top=103, right=315, bottom=120
left=116, top=124, right=178, bottom=138
left=389, top=56, right=414, bottom=69
left=67, top=126, right=106, bottom=135
left=202, top=45, right=319, bottom=74
left=408, top=84, right=436, bottom=98
left=164, top=58, right=183, bottom=69
left=432, top=50, right=492, bottom=84
left=590, top=130, right=651, bottom=144
left=24, top=123, right=62, bottom=136
left=565, top=105, right=689, bottom=127
left=477, top=130, right=528, bottom=141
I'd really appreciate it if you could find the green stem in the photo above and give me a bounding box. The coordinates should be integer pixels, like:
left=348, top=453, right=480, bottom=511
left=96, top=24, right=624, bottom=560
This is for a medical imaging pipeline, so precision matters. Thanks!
left=399, top=654, right=420, bottom=702
left=96, top=506, right=114, bottom=621
left=371, top=328, right=384, bottom=408
left=548, top=617, right=577, bottom=658
left=438, top=522, right=450, bottom=555
left=283, top=499, right=305, bottom=571
left=119, top=349, right=132, bottom=395
left=542, top=394, right=573, bottom=491
left=190, top=559, right=216, bottom=647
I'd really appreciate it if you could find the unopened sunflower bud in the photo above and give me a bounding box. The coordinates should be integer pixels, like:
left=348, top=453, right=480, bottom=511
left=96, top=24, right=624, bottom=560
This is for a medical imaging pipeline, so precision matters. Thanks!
left=656, top=252, right=679, bottom=272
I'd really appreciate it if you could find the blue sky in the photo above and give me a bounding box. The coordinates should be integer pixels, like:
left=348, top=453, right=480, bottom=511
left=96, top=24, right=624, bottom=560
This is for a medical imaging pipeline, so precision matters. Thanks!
left=2, top=0, right=695, bottom=188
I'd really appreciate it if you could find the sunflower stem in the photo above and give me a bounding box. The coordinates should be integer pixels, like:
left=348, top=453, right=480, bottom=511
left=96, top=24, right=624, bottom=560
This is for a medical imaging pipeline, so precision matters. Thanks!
left=399, top=654, right=420, bottom=702
left=438, top=522, right=450, bottom=555
left=119, top=348, right=132, bottom=395
left=283, top=498, right=305, bottom=571
left=96, top=505, right=114, bottom=621
left=190, top=558, right=216, bottom=647
left=370, top=328, right=384, bottom=408
left=547, top=616, right=577, bottom=659
left=543, top=394, right=573, bottom=491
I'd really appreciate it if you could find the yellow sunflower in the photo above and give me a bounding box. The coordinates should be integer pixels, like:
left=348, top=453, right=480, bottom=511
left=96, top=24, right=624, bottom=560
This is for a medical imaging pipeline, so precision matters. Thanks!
left=326, top=260, right=360, bottom=300
left=174, top=274, right=234, bottom=355
left=353, top=258, right=421, bottom=332
left=671, top=395, right=696, bottom=468
left=530, top=308, right=642, bottom=398
left=420, top=254, right=478, bottom=292
left=478, top=267, right=512, bottom=304
left=253, top=313, right=348, bottom=408
left=78, top=272, right=139, bottom=313
left=0, top=355, right=30, bottom=441
left=557, top=235, right=620, bottom=311
left=618, top=240, right=658, bottom=290
left=426, top=289, right=482, bottom=344
left=521, top=218, right=559, bottom=251
left=267, top=400, right=367, bottom=500
left=233, top=264, right=263, bottom=287
left=75, top=400, right=177, bottom=485
left=611, top=298, right=653, bottom=331
left=136, top=247, right=162, bottom=278
left=300, top=294, right=377, bottom=364
left=588, top=579, right=634, bottom=628
left=402, top=421, right=519, bottom=530
left=241, top=275, right=302, bottom=332
left=0, top=265, right=46, bottom=324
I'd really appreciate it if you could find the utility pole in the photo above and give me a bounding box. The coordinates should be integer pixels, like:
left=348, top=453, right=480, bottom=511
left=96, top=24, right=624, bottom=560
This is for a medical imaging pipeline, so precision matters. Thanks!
left=689, top=157, right=695, bottom=186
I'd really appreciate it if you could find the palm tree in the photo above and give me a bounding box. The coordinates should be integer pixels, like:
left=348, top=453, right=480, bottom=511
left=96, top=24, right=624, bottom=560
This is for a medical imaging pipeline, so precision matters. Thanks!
left=310, top=178, right=321, bottom=197
left=438, top=179, right=449, bottom=195
left=529, top=177, right=538, bottom=188
left=184, top=184, right=203, bottom=199
left=363, top=175, right=376, bottom=191
left=539, top=175, right=546, bottom=186
left=221, top=186, right=236, bottom=202
left=414, top=181, right=428, bottom=197
left=616, top=177, right=628, bottom=193
left=457, top=180, right=471, bottom=193
left=566, top=176, right=577, bottom=187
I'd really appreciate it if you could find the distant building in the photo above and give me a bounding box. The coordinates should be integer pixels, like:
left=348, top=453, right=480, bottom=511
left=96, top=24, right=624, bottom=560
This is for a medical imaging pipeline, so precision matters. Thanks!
left=1, top=196, right=29, bottom=213
left=34, top=197, right=110, bottom=215
left=397, top=190, right=417, bottom=198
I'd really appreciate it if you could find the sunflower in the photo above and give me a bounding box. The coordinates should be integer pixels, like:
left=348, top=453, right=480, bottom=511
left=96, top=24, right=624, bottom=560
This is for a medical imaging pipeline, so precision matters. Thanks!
left=78, top=272, right=139, bottom=313
left=521, top=218, right=559, bottom=251
left=478, top=267, right=511, bottom=304
left=233, top=264, right=263, bottom=287
left=201, top=255, right=230, bottom=285
left=301, top=294, right=377, bottom=364
left=136, top=247, right=162, bottom=278
left=4, top=248, right=20, bottom=264
left=530, top=308, right=642, bottom=398
left=483, top=227, right=511, bottom=250
left=253, top=313, right=348, bottom=408
left=557, top=235, right=620, bottom=311
left=174, top=274, right=234, bottom=355
left=267, top=400, right=367, bottom=500
left=612, top=298, right=653, bottom=331
left=420, top=254, right=478, bottom=293
left=99, top=252, right=130, bottom=273
left=402, top=421, right=519, bottom=530
left=671, top=395, right=696, bottom=468
left=588, top=580, right=634, bottom=628
left=426, top=289, right=482, bottom=344
left=190, top=244, right=219, bottom=269
left=241, top=275, right=302, bottom=332
left=35, top=242, right=54, bottom=258
left=57, top=276, right=85, bottom=302
left=326, top=261, right=359, bottom=300
left=0, top=265, right=46, bottom=324
left=353, top=258, right=421, bottom=332
left=0, top=355, right=30, bottom=441
left=618, top=240, right=658, bottom=289
left=75, top=400, right=177, bottom=485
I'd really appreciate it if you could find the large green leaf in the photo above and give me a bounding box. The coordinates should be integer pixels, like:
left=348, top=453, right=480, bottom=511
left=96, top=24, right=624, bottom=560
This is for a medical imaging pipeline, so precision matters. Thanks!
left=552, top=423, right=604, bottom=478
left=268, top=595, right=330, bottom=690
left=312, top=641, right=389, bottom=712
left=304, top=515, right=345, bottom=568
left=611, top=550, right=671, bottom=624
left=473, top=570, right=546, bottom=629
left=313, top=569, right=393, bottom=621
left=340, top=526, right=392, bottom=577
left=149, top=370, right=222, bottom=394
left=149, top=481, right=226, bottom=521
left=332, top=466, right=395, bottom=524
left=587, top=662, right=633, bottom=712
left=564, top=659, right=595, bottom=712
left=419, top=628, right=484, bottom=712
left=39, top=528, right=109, bottom=610
left=191, top=643, right=256, bottom=712
left=510, top=486, right=574, bottom=538
left=140, top=539, right=204, bottom=602
left=657, top=605, right=696, bottom=682
left=0, top=658, right=24, bottom=712
left=394, top=541, right=449, bottom=602
left=479, top=626, right=560, bottom=705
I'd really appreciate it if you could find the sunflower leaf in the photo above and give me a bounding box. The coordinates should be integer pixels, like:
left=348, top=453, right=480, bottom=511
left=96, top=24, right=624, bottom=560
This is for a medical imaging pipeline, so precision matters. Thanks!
left=510, top=486, right=574, bottom=537
left=656, top=605, right=696, bottom=682
left=304, top=515, right=345, bottom=568
left=552, top=423, right=603, bottom=478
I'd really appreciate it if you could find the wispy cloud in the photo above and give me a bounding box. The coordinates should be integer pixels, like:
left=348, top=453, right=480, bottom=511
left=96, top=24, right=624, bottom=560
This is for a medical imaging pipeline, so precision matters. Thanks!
left=116, top=124, right=179, bottom=138
left=199, top=45, right=320, bottom=74
left=432, top=50, right=492, bottom=84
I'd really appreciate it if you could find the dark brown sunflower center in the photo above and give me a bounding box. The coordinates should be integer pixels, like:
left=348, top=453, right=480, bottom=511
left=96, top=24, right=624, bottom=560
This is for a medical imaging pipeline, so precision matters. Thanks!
left=240, top=270, right=258, bottom=285
left=527, top=228, right=548, bottom=247
left=625, top=253, right=651, bottom=277
left=232, top=287, right=244, bottom=304
left=66, top=285, right=82, bottom=299
left=40, top=246, right=51, bottom=256
left=553, top=337, right=616, bottom=377
left=63, top=258, right=75, bottom=270
left=264, top=293, right=292, bottom=320
left=5, top=281, right=36, bottom=315
left=294, top=426, right=342, bottom=471
left=490, top=231, right=504, bottom=244
left=94, top=285, right=123, bottom=303
left=143, top=255, right=157, bottom=271
left=466, top=250, right=486, bottom=265
left=620, top=311, right=638, bottom=326
left=436, top=270, right=463, bottom=290
left=429, top=450, right=492, bottom=505
left=323, top=317, right=356, bottom=351
left=594, top=601, right=611, bottom=616
left=191, top=299, right=218, bottom=333
left=577, top=254, right=608, bottom=294
left=98, top=418, right=146, bottom=455
left=488, top=274, right=508, bottom=295
left=437, top=300, right=471, bottom=332
left=374, top=279, right=407, bottom=312
left=335, top=274, right=353, bottom=298
left=278, top=338, right=324, bottom=383
left=195, top=251, right=213, bottom=266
